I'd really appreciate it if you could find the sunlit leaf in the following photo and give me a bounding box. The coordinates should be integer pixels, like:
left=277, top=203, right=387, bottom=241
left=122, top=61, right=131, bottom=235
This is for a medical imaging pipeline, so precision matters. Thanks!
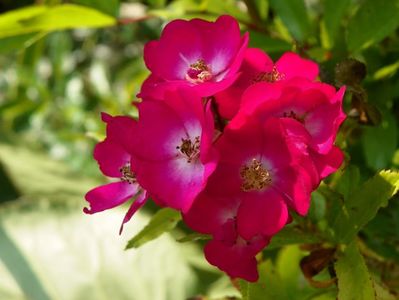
left=0, top=4, right=116, bottom=39
left=373, top=60, right=399, bottom=80
left=126, top=208, right=182, bottom=249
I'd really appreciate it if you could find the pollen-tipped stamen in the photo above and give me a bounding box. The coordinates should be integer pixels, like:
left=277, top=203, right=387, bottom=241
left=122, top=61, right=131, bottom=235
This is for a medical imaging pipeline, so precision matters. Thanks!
left=252, top=66, right=285, bottom=84
left=119, top=163, right=136, bottom=184
left=282, top=110, right=305, bottom=123
left=186, top=59, right=213, bottom=84
left=240, top=158, right=272, bottom=191
left=176, top=136, right=201, bottom=163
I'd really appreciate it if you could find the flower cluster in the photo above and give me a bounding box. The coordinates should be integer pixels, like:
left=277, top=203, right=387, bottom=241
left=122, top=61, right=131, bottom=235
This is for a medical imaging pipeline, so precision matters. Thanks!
left=84, top=15, right=346, bottom=281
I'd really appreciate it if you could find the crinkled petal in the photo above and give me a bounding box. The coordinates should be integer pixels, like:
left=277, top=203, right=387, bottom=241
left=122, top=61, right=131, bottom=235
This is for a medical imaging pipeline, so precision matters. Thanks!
left=311, top=146, right=344, bottom=179
left=273, top=166, right=313, bottom=216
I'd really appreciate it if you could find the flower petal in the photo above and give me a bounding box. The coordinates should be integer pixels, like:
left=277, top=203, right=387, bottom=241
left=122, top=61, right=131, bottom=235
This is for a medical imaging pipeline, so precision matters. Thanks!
left=237, top=189, right=289, bottom=239
left=119, top=190, right=149, bottom=234
left=84, top=181, right=138, bottom=214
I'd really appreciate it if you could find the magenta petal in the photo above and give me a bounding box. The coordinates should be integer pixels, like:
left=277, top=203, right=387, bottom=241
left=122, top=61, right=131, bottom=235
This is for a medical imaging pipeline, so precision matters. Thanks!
left=237, top=190, right=288, bottom=239
left=273, top=166, right=313, bottom=216
left=311, top=146, right=344, bottom=179
left=133, top=158, right=205, bottom=213
left=145, top=20, right=202, bottom=80
left=84, top=181, right=138, bottom=214
left=242, top=48, right=274, bottom=74
left=276, top=52, right=319, bottom=81
left=103, top=114, right=138, bottom=154
left=93, top=140, right=129, bottom=178
left=190, top=16, right=242, bottom=75
left=204, top=239, right=260, bottom=282
left=133, top=100, right=187, bottom=160
left=183, top=193, right=241, bottom=234
left=305, top=101, right=342, bottom=153
left=119, top=190, right=148, bottom=234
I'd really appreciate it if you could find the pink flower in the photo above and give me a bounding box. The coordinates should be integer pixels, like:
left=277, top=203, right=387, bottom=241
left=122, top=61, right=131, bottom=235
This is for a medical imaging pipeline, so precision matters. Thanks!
left=131, top=88, right=218, bottom=213
left=184, top=192, right=268, bottom=282
left=203, top=117, right=314, bottom=239
left=214, top=49, right=319, bottom=119
left=233, top=79, right=346, bottom=179
left=139, top=15, right=249, bottom=98
left=84, top=113, right=148, bottom=234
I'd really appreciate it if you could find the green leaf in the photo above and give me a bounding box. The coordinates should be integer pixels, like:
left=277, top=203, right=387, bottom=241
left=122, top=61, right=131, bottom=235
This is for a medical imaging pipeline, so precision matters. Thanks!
left=335, top=241, right=375, bottom=300
left=126, top=208, right=182, bottom=249
left=269, top=0, right=310, bottom=42
left=267, top=225, right=321, bottom=249
left=72, top=0, right=120, bottom=17
left=362, top=113, right=397, bottom=171
left=148, top=0, right=167, bottom=9
left=201, top=0, right=251, bottom=23
left=320, top=0, right=350, bottom=49
left=373, top=60, right=399, bottom=80
left=331, top=170, right=399, bottom=244
left=0, top=4, right=116, bottom=39
left=241, top=247, right=337, bottom=300
left=0, top=33, right=41, bottom=54
left=249, top=31, right=292, bottom=53
left=254, top=0, right=269, bottom=21
left=334, top=166, right=360, bottom=200
left=176, top=232, right=211, bottom=243
left=346, top=0, right=399, bottom=52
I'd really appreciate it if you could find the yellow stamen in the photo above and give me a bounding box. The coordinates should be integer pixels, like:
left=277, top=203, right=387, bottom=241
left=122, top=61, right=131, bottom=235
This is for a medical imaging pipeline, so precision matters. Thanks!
left=240, top=158, right=272, bottom=191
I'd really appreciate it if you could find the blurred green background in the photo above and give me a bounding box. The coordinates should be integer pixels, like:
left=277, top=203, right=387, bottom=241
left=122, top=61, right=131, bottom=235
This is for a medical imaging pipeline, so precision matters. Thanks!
left=0, top=0, right=398, bottom=299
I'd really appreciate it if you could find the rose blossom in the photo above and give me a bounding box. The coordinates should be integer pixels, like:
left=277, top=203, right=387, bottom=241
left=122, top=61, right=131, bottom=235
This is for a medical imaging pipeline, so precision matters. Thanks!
left=139, top=15, right=249, bottom=99
left=84, top=113, right=148, bottom=234
left=214, top=49, right=319, bottom=119
left=130, top=88, right=218, bottom=212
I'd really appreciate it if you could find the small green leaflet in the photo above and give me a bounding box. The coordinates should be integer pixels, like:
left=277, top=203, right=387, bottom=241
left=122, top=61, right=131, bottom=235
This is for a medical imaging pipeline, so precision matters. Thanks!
left=126, top=208, right=182, bottom=249
left=331, top=170, right=399, bottom=244
left=335, top=241, right=375, bottom=300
